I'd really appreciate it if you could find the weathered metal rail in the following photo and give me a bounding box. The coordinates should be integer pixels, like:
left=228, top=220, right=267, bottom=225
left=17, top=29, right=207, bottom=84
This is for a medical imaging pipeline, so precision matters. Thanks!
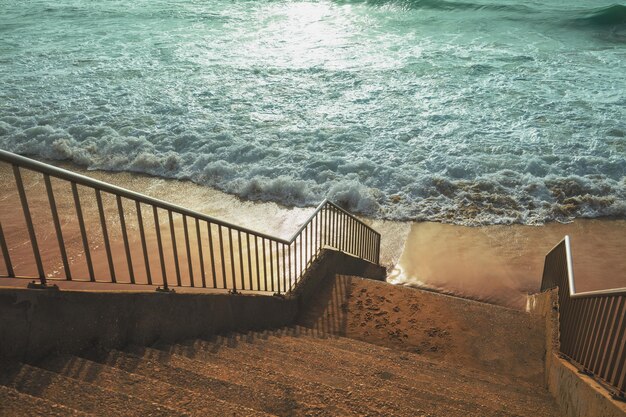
left=0, top=150, right=381, bottom=293
left=541, top=236, right=626, bottom=400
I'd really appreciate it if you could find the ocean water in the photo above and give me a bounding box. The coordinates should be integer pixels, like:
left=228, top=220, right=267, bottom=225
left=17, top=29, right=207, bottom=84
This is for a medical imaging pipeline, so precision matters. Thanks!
left=1, top=0, right=625, bottom=225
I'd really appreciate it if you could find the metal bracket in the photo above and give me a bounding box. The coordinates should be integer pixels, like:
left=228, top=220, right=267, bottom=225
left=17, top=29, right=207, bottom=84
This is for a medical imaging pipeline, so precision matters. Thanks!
left=228, top=289, right=240, bottom=295
left=155, top=286, right=175, bottom=293
left=27, top=281, right=59, bottom=290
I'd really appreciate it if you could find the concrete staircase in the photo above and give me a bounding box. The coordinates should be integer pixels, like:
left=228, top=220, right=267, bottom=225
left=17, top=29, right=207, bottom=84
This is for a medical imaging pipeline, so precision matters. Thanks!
left=0, top=324, right=559, bottom=416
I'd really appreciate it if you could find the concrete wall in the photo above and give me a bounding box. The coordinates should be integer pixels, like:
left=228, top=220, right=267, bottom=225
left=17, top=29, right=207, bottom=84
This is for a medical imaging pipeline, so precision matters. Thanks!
left=0, top=249, right=385, bottom=363
left=528, top=291, right=626, bottom=417
left=0, top=289, right=297, bottom=363
left=289, top=249, right=386, bottom=320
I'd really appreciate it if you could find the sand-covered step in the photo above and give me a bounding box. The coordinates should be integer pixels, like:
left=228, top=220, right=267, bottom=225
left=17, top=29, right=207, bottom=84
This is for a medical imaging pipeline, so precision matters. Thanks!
left=263, top=327, right=559, bottom=416
left=87, top=347, right=337, bottom=416
left=131, top=344, right=395, bottom=417
left=279, top=325, right=542, bottom=392
left=216, top=328, right=558, bottom=417
left=0, top=384, right=87, bottom=417
left=0, top=362, right=180, bottom=416
left=200, top=331, right=519, bottom=417
left=171, top=336, right=494, bottom=417
left=38, top=354, right=269, bottom=417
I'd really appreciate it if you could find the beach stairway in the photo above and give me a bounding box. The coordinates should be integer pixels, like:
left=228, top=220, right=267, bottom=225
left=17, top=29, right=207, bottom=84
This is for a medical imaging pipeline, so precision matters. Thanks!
left=0, top=276, right=561, bottom=417
left=0, top=325, right=559, bottom=417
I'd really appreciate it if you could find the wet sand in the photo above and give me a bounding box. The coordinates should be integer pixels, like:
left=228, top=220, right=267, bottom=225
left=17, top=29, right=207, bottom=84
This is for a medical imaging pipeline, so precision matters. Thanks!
left=390, top=220, right=626, bottom=309
left=1, top=160, right=625, bottom=309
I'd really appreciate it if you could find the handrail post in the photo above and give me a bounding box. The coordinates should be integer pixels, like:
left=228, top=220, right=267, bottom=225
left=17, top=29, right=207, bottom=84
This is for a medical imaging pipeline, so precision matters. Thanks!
left=0, top=221, right=14, bottom=277
left=13, top=165, right=46, bottom=286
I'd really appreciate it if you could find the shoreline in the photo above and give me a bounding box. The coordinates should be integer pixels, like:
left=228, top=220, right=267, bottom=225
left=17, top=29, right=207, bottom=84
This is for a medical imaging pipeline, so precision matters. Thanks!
left=1, top=160, right=625, bottom=310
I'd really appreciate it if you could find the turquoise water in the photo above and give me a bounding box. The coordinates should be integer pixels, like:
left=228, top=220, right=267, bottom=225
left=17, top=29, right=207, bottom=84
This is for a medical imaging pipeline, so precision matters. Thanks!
left=1, top=0, right=625, bottom=224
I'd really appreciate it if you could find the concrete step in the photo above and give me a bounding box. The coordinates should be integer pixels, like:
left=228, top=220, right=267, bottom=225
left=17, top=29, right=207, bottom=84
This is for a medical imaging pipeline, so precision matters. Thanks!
left=87, top=347, right=332, bottom=416
left=127, top=345, right=385, bottom=416
left=174, top=330, right=557, bottom=417
left=0, top=362, right=181, bottom=416
left=38, top=354, right=269, bottom=417
left=270, top=326, right=559, bottom=416
left=282, top=325, right=545, bottom=393
left=194, top=331, right=517, bottom=417
left=0, top=384, right=87, bottom=416
left=163, top=338, right=478, bottom=417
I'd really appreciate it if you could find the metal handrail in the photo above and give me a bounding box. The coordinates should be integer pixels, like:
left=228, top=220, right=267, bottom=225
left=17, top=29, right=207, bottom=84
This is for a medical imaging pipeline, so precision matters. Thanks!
left=0, top=150, right=381, bottom=294
left=541, top=235, right=626, bottom=399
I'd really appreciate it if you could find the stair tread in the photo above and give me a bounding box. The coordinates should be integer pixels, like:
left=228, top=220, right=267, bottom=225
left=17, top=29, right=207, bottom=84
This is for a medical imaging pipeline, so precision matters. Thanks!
left=0, top=384, right=88, bottom=417
left=182, top=331, right=547, bottom=417
left=0, top=362, right=182, bottom=417
left=163, top=340, right=491, bottom=417
left=38, top=354, right=271, bottom=417
left=88, top=347, right=345, bottom=416
left=126, top=345, right=399, bottom=416
left=172, top=331, right=557, bottom=417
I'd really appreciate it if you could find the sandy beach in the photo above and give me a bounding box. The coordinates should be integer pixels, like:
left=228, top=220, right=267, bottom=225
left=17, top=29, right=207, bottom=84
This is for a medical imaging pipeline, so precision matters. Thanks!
left=1, top=160, right=625, bottom=309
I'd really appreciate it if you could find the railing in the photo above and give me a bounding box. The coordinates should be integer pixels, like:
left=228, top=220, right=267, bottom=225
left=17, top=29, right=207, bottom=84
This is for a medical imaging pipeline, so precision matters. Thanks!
left=541, top=236, right=626, bottom=400
left=0, top=150, right=381, bottom=294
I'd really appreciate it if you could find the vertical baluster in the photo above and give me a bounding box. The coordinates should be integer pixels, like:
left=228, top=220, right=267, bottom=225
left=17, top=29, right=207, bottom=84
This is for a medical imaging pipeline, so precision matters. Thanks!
left=95, top=190, right=116, bottom=283
left=168, top=211, right=182, bottom=287
left=116, top=195, right=134, bottom=284
left=255, top=235, right=261, bottom=290
left=262, top=238, right=268, bottom=291
left=591, top=297, right=618, bottom=374
left=309, top=217, right=314, bottom=262
left=586, top=298, right=611, bottom=370
left=0, top=221, right=14, bottom=277
left=323, top=206, right=328, bottom=247
left=136, top=202, right=152, bottom=285
left=14, top=166, right=46, bottom=282
left=599, top=297, right=625, bottom=379
left=313, top=212, right=318, bottom=259
left=288, top=241, right=293, bottom=291
left=334, top=208, right=339, bottom=249
left=294, top=232, right=302, bottom=279
left=44, top=174, right=71, bottom=280
left=359, top=223, right=364, bottom=259
left=604, top=298, right=625, bottom=388
left=195, top=218, right=206, bottom=288
left=72, top=182, right=94, bottom=281
left=238, top=230, right=245, bottom=291
left=350, top=217, right=356, bottom=255
left=207, top=223, right=217, bottom=288
left=153, top=207, right=168, bottom=290
left=218, top=225, right=226, bottom=289
left=246, top=233, right=253, bottom=290
left=302, top=226, right=306, bottom=270
left=299, top=232, right=303, bottom=275
left=229, top=228, right=237, bottom=292
left=282, top=242, right=287, bottom=294
left=183, top=216, right=194, bottom=287
left=337, top=211, right=347, bottom=252
left=274, top=240, right=280, bottom=294
left=269, top=239, right=275, bottom=292
left=344, top=214, right=352, bottom=253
